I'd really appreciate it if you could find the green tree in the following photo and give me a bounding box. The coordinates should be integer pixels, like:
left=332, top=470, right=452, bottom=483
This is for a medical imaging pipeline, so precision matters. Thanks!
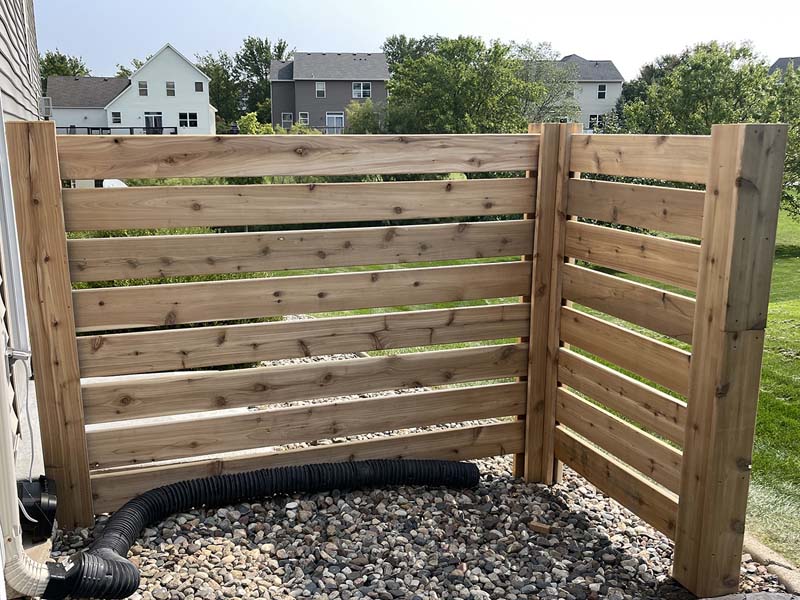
left=236, top=112, right=274, bottom=135
left=615, top=53, right=681, bottom=119
left=382, top=34, right=443, bottom=72
left=345, top=99, right=382, bottom=133
left=234, top=36, right=291, bottom=116
left=39, top=49, right=90, bottom=91
left=770, top=63, right=800, bottom=217
left=196, top=51, right=242, bottom=125
left=387, top=36, right=542, bottom=134
left=115, top=57, right=147, bottom=78
left=513, top=42, right=580, bottom=122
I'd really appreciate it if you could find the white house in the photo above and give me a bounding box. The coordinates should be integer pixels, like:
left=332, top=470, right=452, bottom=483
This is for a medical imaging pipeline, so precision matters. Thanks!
left=47, top=43, right=216, bottom=134
left=558, top=54, right=624, bottom=131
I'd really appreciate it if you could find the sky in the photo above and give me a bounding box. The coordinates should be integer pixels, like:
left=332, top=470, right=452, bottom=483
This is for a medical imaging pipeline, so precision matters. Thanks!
left=34, top=0, right=798, bottom=81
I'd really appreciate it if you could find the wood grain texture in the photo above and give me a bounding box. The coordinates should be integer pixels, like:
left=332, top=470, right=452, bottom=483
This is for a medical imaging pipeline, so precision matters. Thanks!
left=558, top=349, right=686, bottom=446
left=569, top=134, right=710, bottom=184
left=77, top=303, right=530, bottom=377
left=554, top=426, right=678, bottom=538
left=61, top=177, right=535, bottom=232
left=559, top=306, right=691, bottom=396
left=81, top=342, right=529, bottom=424
left=567, top=178, right=705, bottom=238
left=67, top=220, right=534, bottom=281
left=87, top=382, right=526, bottom=468
left=6, top=122, right=94, bottom=527
left=90, top=421, right=525, bottom=513
left=72, top=261, right=531, bottom=332
left=555, top=387, right=683, bottom=493
left=674, top=124, right=787, bottom=597
left=56, top=133, right=539, bottom=179
left=565, top=220, right=700, bottom=290
left=561, top=263, right=695, bottom=343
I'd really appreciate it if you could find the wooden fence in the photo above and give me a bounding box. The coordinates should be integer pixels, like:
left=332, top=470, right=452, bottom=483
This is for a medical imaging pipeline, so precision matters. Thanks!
left=5, top=121, right=787, bottom=598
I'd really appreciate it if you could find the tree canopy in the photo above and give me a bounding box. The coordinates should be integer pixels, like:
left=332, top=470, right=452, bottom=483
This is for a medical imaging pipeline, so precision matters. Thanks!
left=196, top=51, right=241, bottom=126
left=235, top=36, right=291, bottom=117
left=39, top=49, right=90, bottom=91
left=513, top=41, right=580, bottom=123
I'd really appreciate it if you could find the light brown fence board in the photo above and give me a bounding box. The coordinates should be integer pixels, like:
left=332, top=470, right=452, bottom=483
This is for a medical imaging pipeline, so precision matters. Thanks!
left=77, top=303, right=530, bottom=377
left=558, top=349, right=686, bottom=446
left=561, top=263, right=695, bottom=343
left=560, top=306, right=691, bottom=396
left=56, top=134, right=539, bottom=179
left=554, top=426, right=678, bottom=538
left=88, top=382, right=526, bottom=468
left=68, top=220, right=534, bottom=281
left=565, top=221, right=700, bottom=290
left=90, top=420, right=525, bottom=513
left=569, top=134, right=710, bottom=184
left=566, top=178, right=705, bottom=238
left=72, top=261, right=531, bottom=332
left=62, top=177, right=535, bottom=232
left=81, top=343, right=528, bottom=424
left=556, top=388, right=682, bottom=493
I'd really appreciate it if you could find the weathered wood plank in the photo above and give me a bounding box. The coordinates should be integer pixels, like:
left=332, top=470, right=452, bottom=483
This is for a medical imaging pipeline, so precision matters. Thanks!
left=569, top=134, right=710, bottom=184
left=77, top=303, right=530, bottom=377
left=554, top=426, right=679, bottom=538
left=87, top=382, right=526, bottom=468
left=72, top=261, right=531, bottom=332
left=68, top=220, right=533, bottom=281
left=559, top=306, right=691, bottom=396
left=565, top=220, right=700, bottom=290
left=56, top=134, right=539, bottom=179
left=567, top=178, right=705, bottom=238
left=81, top=343, right=529, bottom=424
left=61, top=177, right=535, bottom=232
left=561, top=263, right=695, bottom=343
left=90, top=421, right=525, bottom=514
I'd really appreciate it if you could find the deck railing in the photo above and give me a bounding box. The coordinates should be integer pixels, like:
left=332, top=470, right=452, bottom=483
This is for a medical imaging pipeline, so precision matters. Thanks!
left=5, top=121, right=787, bottom=598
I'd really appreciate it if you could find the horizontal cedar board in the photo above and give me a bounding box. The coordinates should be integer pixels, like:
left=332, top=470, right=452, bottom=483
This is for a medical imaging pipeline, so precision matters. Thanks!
left=554, top=426, right=678, bottom=538
left=88, top=382, right=526, bottom=468
left=569, top=134, right=710, bottom=184
left=556, top=387, right=682, bottom=494
left=81, top=342, right=528, bottom=424
left=61, top=177, right=535, bottom=232
left=56, top=134, right=539, bottom=179
left=68, top=220, right=534, bottom=282
left=558, top=348, right=687, bottom=446
left=565, top=220, right=700, bottom=290
left=78, top=303, right=530, bottom=377
left=567, top=178, right=705, bottom=238
left=560, top=306, right=691, bottom=396
left=73, top=261, right=531, bottom=332
left=90, top=421, right=524, bottom=513
left=561, top=263, right=695, bottom=343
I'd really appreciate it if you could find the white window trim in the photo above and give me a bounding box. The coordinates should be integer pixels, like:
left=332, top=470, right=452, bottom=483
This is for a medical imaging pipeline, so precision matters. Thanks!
left=166, top=81, right=176, bottom=96
left=195, top=81, right=204, bottom=92
left=179, top=112, right=198, bottom=127
left=588, top=114, right=604, bottom=129
left=298, top=112, right=310, bottom=125
left=281, top=112, right=294, bottom=128
left=597, top=84, right=607, bottom=99
left=111, top=111, right=121, bottom=124
left=315, top=82, right=326, bottom=98
left=352, top=81, right=372, bottom=99
left=138, top=81, right=148, bottom=96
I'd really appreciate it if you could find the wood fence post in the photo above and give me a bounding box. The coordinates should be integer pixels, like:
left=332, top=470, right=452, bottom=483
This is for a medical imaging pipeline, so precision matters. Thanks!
left=673, top=123, right=788, bottom=597
left=6, top=121, right=94, bottom=527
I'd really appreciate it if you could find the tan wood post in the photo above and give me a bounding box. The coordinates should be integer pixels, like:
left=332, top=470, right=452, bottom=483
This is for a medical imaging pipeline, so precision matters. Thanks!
left=673, top=123, right=788, bottom=597
left=6, top=121, right=94, bottom=527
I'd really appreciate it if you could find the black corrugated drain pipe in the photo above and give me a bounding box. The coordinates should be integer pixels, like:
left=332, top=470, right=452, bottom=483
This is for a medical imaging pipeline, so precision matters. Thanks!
left=43, top=459, right=480, bottom=599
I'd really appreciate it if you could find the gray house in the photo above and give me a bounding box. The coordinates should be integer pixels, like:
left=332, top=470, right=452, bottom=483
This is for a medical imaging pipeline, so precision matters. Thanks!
left=269, top=52, right=389, bottom=133
left=557, top=55, right=624, bottom=131
left=770, top=57, right=799, bottom=79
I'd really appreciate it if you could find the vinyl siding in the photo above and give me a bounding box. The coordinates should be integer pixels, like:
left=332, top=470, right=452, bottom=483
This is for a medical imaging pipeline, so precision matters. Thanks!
left=0, top=0, right=40, bottom=121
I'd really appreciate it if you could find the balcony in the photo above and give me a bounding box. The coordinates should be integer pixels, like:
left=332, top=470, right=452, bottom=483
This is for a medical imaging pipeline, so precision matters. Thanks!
left=55, top=126, right=179, bottom=135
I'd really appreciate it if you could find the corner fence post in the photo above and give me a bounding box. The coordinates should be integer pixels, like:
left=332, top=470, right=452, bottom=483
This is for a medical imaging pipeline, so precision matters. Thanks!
left=6, top=121, right=94, bottom=527
left=673, top=124, right=788, bottom=597
left=522, top=122, right=578, bottom=483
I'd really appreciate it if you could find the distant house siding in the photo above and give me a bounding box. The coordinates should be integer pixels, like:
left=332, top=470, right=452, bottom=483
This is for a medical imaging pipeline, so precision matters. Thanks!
left=51, top=107, right=108, bottom=128
left=575, top=81, right=622, bottom=129
left=292, top=80, right=387, bottom=130
left=0, top=0, right=40, bottom=121
left=270, top=80, right=295, bottom=127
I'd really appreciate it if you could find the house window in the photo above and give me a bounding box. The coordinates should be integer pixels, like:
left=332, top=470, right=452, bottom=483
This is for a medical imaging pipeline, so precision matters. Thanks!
left=144, top=111, right=163, bottom=133
left=166, top=81, right=176, bottom=96
left=315, top=82, right=326, bottom=98
left=281, top=112, right=294, bottom=129
left=195, top=81, right=204, bottom=92
left=352, top=82, right=371, bottom=98
left=326, top=111, right=344, bottom=134
left=179, top=112, right=198, bottom=127
left=298, top=112, right=310, bottom=125
left=111, top=111, right=121, bottom=124
left=589, top=114, right=604, bottom=130
left=597, top=84, right=607, bottom=99
left=138, top=81, right=148, bottom=96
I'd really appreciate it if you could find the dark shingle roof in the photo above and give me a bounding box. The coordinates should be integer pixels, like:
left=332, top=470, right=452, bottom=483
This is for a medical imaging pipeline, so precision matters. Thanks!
left=770, top=57, right=800, bottom=76
left=270, top=60, right=294, bottom=81
left=269, top=53, right=389, bottom=81
left=558, top=55, right=623, bottom=82
left=46, top=76, right=130, bottom=107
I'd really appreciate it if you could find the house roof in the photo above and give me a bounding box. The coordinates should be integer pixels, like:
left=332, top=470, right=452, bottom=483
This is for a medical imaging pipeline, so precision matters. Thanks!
left=558, top=55, right=624, bottom=82
left=269, top=52, right=389, bottom=81
left=770, top=57, right=800, bottom=76
left=270, top=60, right=294, bottom=81
left=46, top=76, right=130, bottom=108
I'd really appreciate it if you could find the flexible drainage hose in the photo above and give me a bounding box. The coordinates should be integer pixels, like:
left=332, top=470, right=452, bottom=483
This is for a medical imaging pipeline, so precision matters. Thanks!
left=42, top=459, right=479, bottom=599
